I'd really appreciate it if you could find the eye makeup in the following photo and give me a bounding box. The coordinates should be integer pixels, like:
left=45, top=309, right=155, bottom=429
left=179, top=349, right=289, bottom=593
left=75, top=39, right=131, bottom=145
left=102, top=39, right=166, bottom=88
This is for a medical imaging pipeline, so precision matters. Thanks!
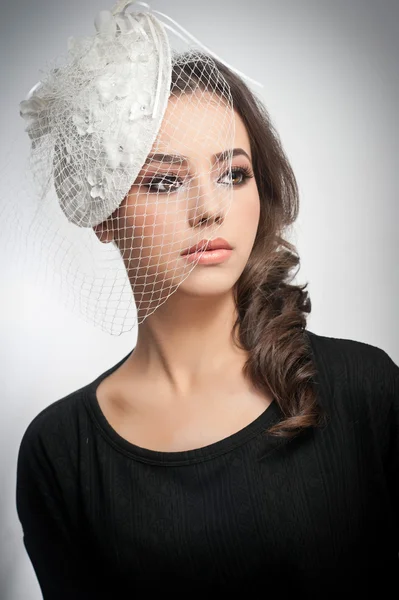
left=135, top=163, right=254, bottom=194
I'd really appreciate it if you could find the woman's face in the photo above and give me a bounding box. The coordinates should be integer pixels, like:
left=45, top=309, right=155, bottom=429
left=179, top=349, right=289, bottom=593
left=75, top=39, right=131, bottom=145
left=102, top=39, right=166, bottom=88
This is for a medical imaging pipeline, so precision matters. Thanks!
left=94, top=91, right=260, bottom=307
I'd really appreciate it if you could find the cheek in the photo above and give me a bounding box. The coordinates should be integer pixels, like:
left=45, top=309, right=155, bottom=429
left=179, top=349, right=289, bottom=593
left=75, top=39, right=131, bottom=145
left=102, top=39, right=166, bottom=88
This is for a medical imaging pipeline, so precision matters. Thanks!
left=117, top=200, right=181, bottom=258
left=235, top=188, right=260, bottom=229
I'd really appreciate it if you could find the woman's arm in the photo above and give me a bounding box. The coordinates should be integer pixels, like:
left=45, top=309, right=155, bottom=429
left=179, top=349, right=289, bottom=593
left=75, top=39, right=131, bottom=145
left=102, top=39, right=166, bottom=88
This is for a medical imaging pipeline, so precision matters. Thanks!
left=16, top=418, right=98, bottom=599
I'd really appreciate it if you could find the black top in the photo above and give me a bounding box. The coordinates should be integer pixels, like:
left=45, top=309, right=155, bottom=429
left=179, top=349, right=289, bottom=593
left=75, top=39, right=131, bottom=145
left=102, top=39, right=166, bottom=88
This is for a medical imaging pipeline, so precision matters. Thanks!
left=15, top=330, right=399, bottom=598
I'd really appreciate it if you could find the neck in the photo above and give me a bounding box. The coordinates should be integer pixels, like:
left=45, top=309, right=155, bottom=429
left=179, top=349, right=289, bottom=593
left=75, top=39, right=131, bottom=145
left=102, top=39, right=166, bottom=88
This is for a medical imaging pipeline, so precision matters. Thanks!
left=126, top=289, right=247, bottom=397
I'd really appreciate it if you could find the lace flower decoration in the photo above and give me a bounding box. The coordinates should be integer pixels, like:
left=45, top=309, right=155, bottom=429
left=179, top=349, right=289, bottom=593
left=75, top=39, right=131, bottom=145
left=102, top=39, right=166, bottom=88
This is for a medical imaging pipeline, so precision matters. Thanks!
left=19, top=5, right=172, bottom=228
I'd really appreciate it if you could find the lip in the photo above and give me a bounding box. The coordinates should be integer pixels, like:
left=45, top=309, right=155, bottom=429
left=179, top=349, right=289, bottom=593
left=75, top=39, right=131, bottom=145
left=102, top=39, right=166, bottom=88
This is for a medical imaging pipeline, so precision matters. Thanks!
left=181, top=237, right=233, bottom=256
left=184, top=248, right=233, bottom=265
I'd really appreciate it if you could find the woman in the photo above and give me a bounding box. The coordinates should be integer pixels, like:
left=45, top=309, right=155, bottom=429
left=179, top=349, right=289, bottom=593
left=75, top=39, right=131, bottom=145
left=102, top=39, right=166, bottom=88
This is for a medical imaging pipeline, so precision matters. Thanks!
left=16, top=3, right=398, bottom=599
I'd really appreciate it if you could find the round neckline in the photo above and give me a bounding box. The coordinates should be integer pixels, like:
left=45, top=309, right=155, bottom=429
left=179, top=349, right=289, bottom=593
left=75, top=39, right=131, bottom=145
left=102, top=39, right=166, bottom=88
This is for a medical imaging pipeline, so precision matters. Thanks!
left=83, top=349, right=281, bottom=466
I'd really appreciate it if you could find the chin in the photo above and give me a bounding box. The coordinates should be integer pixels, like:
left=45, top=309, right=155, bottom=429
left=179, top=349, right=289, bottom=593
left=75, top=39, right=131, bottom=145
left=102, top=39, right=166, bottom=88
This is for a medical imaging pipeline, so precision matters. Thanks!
left=175, top=270, right=242, bottom=298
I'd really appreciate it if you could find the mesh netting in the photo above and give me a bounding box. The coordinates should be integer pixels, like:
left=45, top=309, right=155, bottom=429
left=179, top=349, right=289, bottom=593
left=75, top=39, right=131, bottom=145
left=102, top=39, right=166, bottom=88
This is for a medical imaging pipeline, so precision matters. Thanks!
left=0, top=1, right=242, bottom=335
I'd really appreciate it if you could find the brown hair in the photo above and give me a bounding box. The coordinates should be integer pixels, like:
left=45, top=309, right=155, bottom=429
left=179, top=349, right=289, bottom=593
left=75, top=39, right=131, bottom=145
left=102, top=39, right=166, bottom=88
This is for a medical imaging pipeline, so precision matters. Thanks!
left=171, top=52, right=328, bottom=439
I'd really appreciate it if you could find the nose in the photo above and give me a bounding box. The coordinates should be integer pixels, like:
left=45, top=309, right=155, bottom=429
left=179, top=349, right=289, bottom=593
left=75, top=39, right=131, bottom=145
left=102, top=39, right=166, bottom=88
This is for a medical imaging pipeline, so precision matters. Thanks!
left=187, top=176, right=229, bottom=230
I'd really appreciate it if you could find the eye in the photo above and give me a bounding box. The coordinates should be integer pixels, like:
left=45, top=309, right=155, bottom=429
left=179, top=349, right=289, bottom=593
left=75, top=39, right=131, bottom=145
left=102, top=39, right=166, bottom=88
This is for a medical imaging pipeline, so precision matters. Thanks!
left=219, top=165, right=254, bottom=186
left=142, top=175, right=183, bottom=194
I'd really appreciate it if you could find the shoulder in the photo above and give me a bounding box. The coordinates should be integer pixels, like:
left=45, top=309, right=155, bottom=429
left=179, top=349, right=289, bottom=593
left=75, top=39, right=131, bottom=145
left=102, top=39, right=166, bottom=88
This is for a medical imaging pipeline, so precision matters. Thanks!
left=17, top=387, right=87, bottom=477
left=306, top=327, right=395, bottom=363
left=305, top=328, right=398, bottom=381
left=305, top=328, right=399, bottom=434
left=17, top=350, right=131, bottom=464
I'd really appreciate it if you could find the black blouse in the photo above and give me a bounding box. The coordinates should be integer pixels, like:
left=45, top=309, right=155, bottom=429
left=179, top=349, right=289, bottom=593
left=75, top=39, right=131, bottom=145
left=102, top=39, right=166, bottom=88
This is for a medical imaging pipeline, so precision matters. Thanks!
left=16, top=329, right=399, bottom=597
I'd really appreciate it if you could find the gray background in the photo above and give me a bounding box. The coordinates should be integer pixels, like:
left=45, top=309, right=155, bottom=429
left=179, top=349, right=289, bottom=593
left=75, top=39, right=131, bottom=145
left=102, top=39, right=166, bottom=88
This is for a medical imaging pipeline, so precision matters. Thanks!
left=1, top=1, right=398, bottom=598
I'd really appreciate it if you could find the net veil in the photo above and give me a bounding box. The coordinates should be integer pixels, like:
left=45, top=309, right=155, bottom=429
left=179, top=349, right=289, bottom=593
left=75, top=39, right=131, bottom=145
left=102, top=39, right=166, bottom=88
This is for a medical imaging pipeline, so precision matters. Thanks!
left=1, top=0, right=263, bottom=336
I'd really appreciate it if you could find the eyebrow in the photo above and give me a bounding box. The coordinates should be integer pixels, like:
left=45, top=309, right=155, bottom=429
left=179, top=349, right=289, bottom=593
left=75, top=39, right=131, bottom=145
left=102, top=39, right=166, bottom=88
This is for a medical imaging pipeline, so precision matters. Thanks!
left=144, top=147, right=251, bottom=166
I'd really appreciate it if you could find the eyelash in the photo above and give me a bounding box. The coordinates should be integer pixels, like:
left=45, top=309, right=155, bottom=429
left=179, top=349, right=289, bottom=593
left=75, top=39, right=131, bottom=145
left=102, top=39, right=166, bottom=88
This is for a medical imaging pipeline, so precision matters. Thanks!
left=142, top=165, right=254, bottom=194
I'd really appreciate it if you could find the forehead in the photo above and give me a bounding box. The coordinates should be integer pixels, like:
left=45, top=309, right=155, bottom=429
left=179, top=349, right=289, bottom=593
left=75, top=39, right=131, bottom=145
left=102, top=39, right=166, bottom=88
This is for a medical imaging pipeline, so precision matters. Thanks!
left=150, top=90, right=251, bottom=159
